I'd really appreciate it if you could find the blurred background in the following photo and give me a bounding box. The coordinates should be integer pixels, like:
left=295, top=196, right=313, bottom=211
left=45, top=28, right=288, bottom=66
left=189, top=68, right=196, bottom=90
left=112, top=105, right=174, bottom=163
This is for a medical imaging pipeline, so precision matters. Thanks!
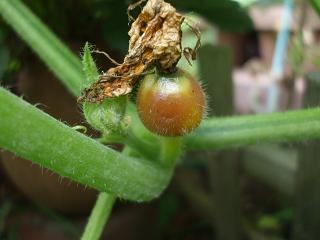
left=1, top=0, right=320, bottom=239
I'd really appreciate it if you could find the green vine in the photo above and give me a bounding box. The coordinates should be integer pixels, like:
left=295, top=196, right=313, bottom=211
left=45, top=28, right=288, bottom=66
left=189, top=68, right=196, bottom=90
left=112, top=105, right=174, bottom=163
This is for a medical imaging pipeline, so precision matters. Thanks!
left=185, top=108, right=320, bottom=150
left=0, top=87, right=173, bottom=202
left=3, top=84, right=320, bottom=200
left=81, top=192, right=116, bottom=240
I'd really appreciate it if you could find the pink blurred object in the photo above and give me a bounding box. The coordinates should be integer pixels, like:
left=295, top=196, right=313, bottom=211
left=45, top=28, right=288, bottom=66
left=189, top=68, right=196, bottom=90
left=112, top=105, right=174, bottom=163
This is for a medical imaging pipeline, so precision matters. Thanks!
left=233, top=61, right=305, bottom=114
left=250, top=5, right=320, bottom=31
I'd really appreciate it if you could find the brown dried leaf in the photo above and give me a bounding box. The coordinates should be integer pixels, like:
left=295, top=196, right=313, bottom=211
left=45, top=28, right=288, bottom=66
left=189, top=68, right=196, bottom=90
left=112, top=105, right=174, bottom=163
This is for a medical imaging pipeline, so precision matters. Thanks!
left=80, top=0, right=184, bottom=103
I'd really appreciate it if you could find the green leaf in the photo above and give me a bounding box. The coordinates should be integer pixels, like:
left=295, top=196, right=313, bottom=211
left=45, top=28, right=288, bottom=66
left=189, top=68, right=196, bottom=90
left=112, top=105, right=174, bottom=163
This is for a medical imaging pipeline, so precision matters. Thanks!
left=0, top=0, right=84, bottom=96
left=0, top=45, right=9, bottom=79
left=234, top=0, right=258, bottom=7
left=169, top=0, right=253, bottom=32
left=81, top=42, right=100, bottom=89
left=309, top=0, right=320, bottom=18
left=98, top=0, right=252, bottom=52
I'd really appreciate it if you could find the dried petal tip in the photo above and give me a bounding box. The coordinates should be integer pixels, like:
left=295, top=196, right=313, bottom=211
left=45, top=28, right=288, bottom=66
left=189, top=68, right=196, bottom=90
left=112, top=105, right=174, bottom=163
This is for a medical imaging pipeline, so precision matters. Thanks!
left=80, top=0, right=185, bottom=103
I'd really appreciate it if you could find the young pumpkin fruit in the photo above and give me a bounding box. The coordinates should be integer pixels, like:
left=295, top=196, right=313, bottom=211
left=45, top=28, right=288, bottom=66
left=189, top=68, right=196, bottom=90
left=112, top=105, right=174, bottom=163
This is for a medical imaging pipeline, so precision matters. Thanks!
left=136, top=68, right=206, bottom=137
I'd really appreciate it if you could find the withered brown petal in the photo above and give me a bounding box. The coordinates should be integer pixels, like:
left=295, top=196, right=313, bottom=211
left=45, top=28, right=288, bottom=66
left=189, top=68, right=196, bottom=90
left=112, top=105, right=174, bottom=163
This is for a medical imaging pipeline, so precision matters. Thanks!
left=80, top=0, right=184, bottom=103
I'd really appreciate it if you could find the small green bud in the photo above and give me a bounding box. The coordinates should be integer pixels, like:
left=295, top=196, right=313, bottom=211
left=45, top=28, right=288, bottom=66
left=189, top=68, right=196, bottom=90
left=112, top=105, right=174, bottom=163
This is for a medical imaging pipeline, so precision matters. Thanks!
left=83, top=96, right=127, bottom=134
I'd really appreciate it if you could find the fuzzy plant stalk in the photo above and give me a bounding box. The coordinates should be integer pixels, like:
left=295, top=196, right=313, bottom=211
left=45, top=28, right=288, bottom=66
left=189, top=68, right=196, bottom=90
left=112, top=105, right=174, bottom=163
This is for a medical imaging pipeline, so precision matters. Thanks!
left=81, top=193, right=116, bottom=240
left=185, top=107, right=320, bottom=150
left=3, top=84, right=320, bottom=181
left=0, top=87, right=173, bottom=201
left=160, top=137, right=183, bottom=167
left=80, top=43, right=183, bottom=238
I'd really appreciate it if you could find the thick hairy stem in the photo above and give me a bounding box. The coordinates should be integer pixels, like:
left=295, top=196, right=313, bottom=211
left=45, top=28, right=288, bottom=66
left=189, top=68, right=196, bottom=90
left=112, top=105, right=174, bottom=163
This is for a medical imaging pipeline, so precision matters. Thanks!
left=185, top=108, right=320, bottom=150
left=0, top=87, right=172, bottom=202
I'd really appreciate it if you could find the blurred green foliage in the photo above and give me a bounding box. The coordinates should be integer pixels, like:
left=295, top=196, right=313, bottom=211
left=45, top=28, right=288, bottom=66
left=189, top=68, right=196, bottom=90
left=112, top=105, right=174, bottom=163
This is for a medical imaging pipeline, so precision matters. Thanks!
left=0, top=29, right=9, bottom=78
left=0, top=0, right=252, bottom=88
left=0, top=31, right=20, bottom=87
left=0, top=0, right=252, bottom=53
left=309, top=0, right=320, bottom=17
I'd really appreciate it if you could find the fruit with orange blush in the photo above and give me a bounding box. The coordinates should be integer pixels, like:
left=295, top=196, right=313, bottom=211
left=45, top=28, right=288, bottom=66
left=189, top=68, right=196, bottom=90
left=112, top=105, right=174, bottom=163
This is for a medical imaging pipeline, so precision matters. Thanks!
left=136, top=68, right=206, bottom=137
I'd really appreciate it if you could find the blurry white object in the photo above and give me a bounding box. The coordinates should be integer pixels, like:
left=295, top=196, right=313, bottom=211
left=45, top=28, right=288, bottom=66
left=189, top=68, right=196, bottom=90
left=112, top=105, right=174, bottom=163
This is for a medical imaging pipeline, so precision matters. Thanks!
left=233, top=63, right=305, bottom=114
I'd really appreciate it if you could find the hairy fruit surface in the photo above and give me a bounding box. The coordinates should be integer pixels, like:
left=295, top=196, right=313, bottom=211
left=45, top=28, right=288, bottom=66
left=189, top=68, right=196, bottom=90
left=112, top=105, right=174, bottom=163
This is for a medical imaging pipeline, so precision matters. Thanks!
left=136, top=68, right=206, bottom=136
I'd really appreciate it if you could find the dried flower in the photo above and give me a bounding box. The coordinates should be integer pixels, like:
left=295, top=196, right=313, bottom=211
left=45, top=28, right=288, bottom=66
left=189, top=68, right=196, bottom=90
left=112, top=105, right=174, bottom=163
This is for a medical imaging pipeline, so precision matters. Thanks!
left=80, top=0, right=200, bottom=103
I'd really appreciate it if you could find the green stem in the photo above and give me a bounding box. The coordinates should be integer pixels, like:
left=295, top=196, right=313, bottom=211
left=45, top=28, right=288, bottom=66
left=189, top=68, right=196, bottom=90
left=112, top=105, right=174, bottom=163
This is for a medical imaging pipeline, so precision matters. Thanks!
left=81, top=192, right=116, bottom=240
left=102, top=130, right=159, bottom=160
left=0, top=0, right=84, bottom=96
left=127, top=131, right=159, bottom=159
left=160, top=137, right=183, bottom=167
left=185, top=108, right=320, bottom=150
left=0, top=87, right=172, bottom=202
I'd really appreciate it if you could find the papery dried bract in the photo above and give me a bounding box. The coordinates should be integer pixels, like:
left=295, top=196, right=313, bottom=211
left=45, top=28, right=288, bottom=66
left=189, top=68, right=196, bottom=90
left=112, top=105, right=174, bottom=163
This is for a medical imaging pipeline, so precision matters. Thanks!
left=80, top=0, right=184, bottom=103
